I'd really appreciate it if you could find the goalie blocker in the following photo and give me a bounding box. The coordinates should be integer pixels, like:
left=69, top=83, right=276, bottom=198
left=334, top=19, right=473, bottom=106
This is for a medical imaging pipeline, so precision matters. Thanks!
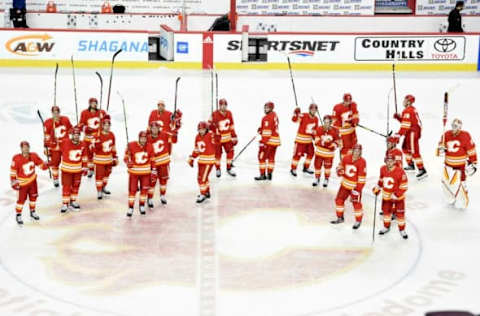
left=437, top=118, right=477, bottom=208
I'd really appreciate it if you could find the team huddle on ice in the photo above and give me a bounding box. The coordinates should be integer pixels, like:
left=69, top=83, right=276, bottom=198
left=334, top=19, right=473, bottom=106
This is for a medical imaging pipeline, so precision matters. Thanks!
left=9, top=93, right=478, bottom=239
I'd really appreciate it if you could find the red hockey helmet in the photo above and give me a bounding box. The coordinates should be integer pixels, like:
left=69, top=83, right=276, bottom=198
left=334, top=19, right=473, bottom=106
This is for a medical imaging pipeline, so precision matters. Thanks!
left=219, top=98, right=228, bottom=106
left=387, top=136, right=399, bottom=144
left=309, top=103, right=318, bottom=111
left=138, top=131, right=147, bottom=139
left=89, top=97, right=98, bottom=105
left=71, top=126, right=82, bottom=135
left=405, top=94, right=415, bottom=104
left=20, top=141, right=30, bottom=148
left=323, top=114, right=333, bottom=122
left=353, top=143, right=362, bottom=151
left=51, top=105, right=60, bottom=113
left=102, top=114, right=111, bottom=125
left=265, top=101, right=274, bottom=110
left=385, top=153, right=395, bottom=163
left=174, top=109, right=182, bottom=118
left=343, top=93, right=352, bottom=102
left=197, top=121, right=208, bottom=131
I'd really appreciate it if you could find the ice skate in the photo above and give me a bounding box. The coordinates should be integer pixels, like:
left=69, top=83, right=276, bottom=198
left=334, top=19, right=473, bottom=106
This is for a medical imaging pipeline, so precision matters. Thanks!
left=254, top=174, right=267, bottom=181
left=139, top=206, right=146, bottom=215
left=379, top=227, right=390, bottom=235
left=60, top=205, right=68, bottom=213
left=160, top=195, right=167, bottom=205
left=226, top=168, right=236, bottom=177
left=87, top=170, right=94, bottom=178
left=30, top=211, right=40, bottom=221
left=322, top=178, right=329, bottom=188
left=312, top=178, right=320, bottom=187
left=102, top=188, right=111, bottom=195
left=400, top=230, right=408, bottom=239
left=352, top=221, right=362, bottom=230
left=126, top=208, right=133, bottom=217
left=330, top=217, right=344, bottom=224
left=404, top=164, right=415, bottom=172
left=303, top=167, right=314, bottom=175
left=290, top=169, right=297, bottom=177
left=16, top=214, right=23, bottom=225
left=53, top=179, right=59, bottom=187
left=70, top=202, right=80, bottom=210
left=267, top=172, right=272, bottom=180
left=205, top=192, right=211, bottom=199
left=147, top=199, right=154, bottom=208
left=196, top=194, right=206, bottom=203
left=416, top=168, right=428, bottom=180
left=97, top=191, right=103, bottom=200
left=216, top=169, right=221, bottom=178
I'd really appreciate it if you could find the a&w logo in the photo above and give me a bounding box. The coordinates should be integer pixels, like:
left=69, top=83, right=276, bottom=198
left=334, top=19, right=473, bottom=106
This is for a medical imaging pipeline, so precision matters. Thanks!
left=5, top=33, right=55, bottom=56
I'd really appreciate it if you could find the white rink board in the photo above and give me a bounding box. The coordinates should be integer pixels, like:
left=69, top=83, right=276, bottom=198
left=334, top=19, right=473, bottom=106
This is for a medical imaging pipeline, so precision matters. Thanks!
left=0, top=68, right=479, bottom=316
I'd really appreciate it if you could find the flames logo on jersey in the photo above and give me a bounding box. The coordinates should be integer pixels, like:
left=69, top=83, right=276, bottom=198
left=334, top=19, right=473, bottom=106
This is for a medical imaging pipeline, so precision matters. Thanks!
left=69, top=150, right=82, bottom=162
left=134, top=152, right=148, bottom=164
left=345, top=165, right=357, bottom=177
left=102, top=140, right=113, bottom=153
left=152, top=140, right=164, bottom=154
left=55, top=125, right=67, bottom=138
left=87, top=117, right=101, bottom=130
left=447, top=140, right=460, bottom=153
left=22, top=161, right=35, bottom=176
left=197, top=141, right=206, bottom=153
left=320, top=134, right=334, bottom=147
left=383, top=177, right=395, bottom=189
left=218, top=119, right=231, bottom=132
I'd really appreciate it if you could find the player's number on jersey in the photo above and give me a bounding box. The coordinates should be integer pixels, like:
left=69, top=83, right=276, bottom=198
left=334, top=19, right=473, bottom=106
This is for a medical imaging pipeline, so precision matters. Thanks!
left=69, top=150, right=82, bottom=162
left=22, top=162, right=35, bottom=176
left=135, top=152, right=148, bottom=164
left=383, top=177, right=395, bottom=189
left=447, top=140, right=460, bottom=153
left=102, top=140, right=113, bottom=153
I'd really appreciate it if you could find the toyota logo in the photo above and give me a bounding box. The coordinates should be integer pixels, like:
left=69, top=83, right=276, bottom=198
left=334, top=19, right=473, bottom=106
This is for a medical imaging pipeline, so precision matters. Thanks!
left=434, top=38, right=457, bottom=53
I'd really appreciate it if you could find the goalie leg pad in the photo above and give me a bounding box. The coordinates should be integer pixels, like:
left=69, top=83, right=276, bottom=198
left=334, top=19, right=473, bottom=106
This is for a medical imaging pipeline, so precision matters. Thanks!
left=442, top=166, right=461, bottom=205
left=455, top=181, right=469, bottom=209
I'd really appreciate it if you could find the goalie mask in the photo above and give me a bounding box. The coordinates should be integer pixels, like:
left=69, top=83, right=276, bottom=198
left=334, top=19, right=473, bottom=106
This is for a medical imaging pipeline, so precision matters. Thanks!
left=452, top=118, right=462, bottom=132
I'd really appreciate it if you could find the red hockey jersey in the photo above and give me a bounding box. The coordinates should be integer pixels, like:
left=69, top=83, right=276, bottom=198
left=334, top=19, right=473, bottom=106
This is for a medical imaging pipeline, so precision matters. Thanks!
left=332, top=102, right=359, bottom=136
left=396, top=105, right=422, bottom=136
left=191, top=131, right=216, bottom=165
left=439, top=130, right=477, bottom=167
left=79, top=109, right=107, bottom=142
left=314, top=126, right=340, bottom=158
left=148, top=109, right=173, bottom=133
left=377, top=165, right=408, bottom=201
left=209, top=110, right=237, bottom=144
left=10, top=153, right=47, bottom=187
left=60, top=139, right=88, bottom=173
left=43, top=116, right=73, bottom=151
left=338, top=154, right=366, bottom=191
left=147, top=132, right=175, bottom=166
left=93, top=131, right=117, bottom=165
left=292, top=112, right=318, bottom=144
left=259, top=111, right=281, bottom=147
left=124, top=142, right=154, bottom=175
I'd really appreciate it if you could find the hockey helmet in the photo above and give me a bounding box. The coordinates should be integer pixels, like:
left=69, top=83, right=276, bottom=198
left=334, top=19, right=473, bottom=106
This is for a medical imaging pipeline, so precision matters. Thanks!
left=387, top=136, right=399, bottom=144
left=89, top=97, right=98, bottom=105
left=51, top=105, right=60, bottom=113
left=343, top=93, right=352, bottom=102
left=452, top=118, right=462, bottom=130
left=405, top=94, right=415, bottom=104
left=219, top=98, right=228, bottom=106
left=71, top=126, right=82, bottom=135
left=309, top=103, right=318, bottom=111
left=20, top=140, right=30, bottom=148
left=353, top=143, right=362, bottom=151
left=138, top=131, right=147, bottom=139
left=323, top=114, right=333, bottom=122
left=265, top=101, right=274, bottom=110
left=197, top=121, right=208, bottom=131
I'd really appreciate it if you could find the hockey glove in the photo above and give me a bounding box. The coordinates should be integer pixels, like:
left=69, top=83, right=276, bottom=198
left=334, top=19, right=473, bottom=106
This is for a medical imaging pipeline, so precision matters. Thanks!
left=112, top=158, right=119, bottom=167
left=294, top=107, right=301, bottom=115
left=392, top=193, right=400, bottom=201
left=437, top=146, right=446, bottom=157
left=232, top=137, right=238, bottom=146
left=372, top=185, right=381, bottom=196
left=257, top=127, right=262, bottom=135
left=187, top=156, right=194, bottom=168
left=393, top=113, right=402, bottom=121
left=336, top=166, right=344, bottom=177
left=11, top=180, right=20, bottom=191
left=466, top=163, right=477, bottom=176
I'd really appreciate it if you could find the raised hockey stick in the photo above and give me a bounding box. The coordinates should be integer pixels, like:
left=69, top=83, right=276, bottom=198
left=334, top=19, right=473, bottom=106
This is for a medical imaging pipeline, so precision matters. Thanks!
left=36, top=110, right=52, bottom=179
left=372, top=195, right=378, bottom=244
left=95, top=71, right=104, bottom=110
left=172, top=77, right=181, bottom=120
left=210, top=69, right=214, bottom=114
left=70, top=56, right=79, bottom=125
left=118, top=91, right=129, bottom=145
left=232, top=135, right=257, bottom=163
left=357, top=123, right=390, bottom=138
left=442, top=92, right=448, bottom=149
left=386, top=87, right=393, bottom=136
left=215, top=72, right=219, bottom=111
left=53, top=63, right=58, bottom=106
left=106, top=49, right=122, bottom=112
left=287, top=56, right=299, bottom=108
left=392, top=64, right=398, bottom=115
left=311, top=97, right=324, bottom=125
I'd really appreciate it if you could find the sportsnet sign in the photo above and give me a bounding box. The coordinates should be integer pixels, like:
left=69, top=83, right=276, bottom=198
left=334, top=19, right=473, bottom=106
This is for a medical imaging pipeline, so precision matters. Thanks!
left=354, top=36, right=466, bottom=61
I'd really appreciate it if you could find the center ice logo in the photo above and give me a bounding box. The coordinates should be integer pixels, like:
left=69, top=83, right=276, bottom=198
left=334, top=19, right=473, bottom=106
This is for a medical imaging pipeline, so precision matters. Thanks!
left=5, top=33, right=55, bottom=56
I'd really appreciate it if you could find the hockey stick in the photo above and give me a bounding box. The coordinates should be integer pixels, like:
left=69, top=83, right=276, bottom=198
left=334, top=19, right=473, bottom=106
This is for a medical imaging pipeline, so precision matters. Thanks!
left=36, top=110, right=52, bottom=179
left=106, top=49, right=122, bottom=112
left=210, top=69, right=214, bottom=114
left=372, top=195, right=378, bottom=245
left=386, top=87, right=393, bottom=136
left=71, top=56, right=79, bottom=125
left=118, top=91, right=129, bottom=145
left=287, top=56, right=299, bottom=108
left=311, top=97, right=324, bottom=125
left=442, top=92, right=448, bottom=149
left=95, top=72, right=103, bottom=110
left=215, top=72, right=219, bottom=111
left=232, top=135, right=257, bottom=163
left=357, top=124, right=389, bottom=138
left=172, top=77, right=181, bottom=120
left=53, top=63, right=58, bottom=106
left=392, top=64, right=398, bottom=115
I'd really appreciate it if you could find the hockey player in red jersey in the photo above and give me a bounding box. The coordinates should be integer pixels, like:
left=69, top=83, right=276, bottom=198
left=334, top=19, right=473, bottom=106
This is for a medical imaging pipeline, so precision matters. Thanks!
left=290, top=103, right=319, bottom=177
left=386, top=135, right=403, bottom=168
left=59, top=127, right=88, bottom=213
left=209, top=98, right=237, bottom=178
left=79, top=98, right=107, bottom=178
left=43, top=105, right=72, bottom=187
left=147, top=100, right=182, bottom=153
left=147, top=121, right=176, bottom=207
left=394, top=94, right=427, bottom=180
left=437, top=118, right=477, bottom=208
left=92, top=115, right=118, bottom=200
left=188, top=121, right=216, bottom=203
left=124, top=131, right=155, bottom=217
left=331, top=144, right=366, bottom=229
left=332, top=93, right=359, bottom=159
left=255, top=101, right=281, bottom=181
left=313, top=115, right=341, bottom=188
left=10, top=141, right=48, bottom=224
left=373, top=154, right=409, bottom=239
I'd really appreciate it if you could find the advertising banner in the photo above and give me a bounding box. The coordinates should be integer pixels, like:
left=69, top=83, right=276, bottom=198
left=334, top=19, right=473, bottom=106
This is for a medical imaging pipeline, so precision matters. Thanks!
left=235, top=0, right=375, bottom=16
left=0, top=30, right=148, bottom=61
left=416, top=0, right=480, bottom=15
